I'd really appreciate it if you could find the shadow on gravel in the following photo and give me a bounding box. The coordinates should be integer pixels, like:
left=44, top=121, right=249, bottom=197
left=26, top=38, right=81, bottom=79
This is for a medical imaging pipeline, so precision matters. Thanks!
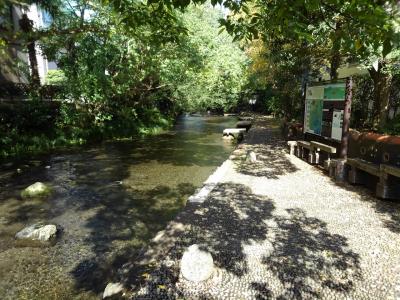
left=329, top=178, right=400, bottom=234
left=133, top=183, right=361, bottom=299
left=190, top=182, right=275, bottom=276
left=251, top=281, right=273, bottom=299
left=262, top=208, right=361, bottom=299
left=372, top=200, right=400, bottom=233
left=131, top=182, right=275, bottom=298
left=234, top=143, right=299, bottom=179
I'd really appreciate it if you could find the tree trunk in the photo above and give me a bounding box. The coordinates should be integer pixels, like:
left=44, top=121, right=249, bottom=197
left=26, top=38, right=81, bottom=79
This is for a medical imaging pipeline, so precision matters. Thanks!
left=330, top=51, right=340, bottom=81
left=330, top=22, right=342, bottom=81
left=368, top=61, right=392, bottom=131
left=19, top=14, right=40, bottom=90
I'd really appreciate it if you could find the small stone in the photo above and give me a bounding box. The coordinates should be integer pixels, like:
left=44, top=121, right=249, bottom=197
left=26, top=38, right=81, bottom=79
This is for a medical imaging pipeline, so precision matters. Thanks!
left=15, top=224, right=57, bottom=241
left=21, top=182, right=52, bottom=199
left=16, top=168, right=22, bottom=174
left=103, top=282, right=124, bottom=299
left=180, top=244, right=214, bottom=282
left=246, top=151, right=257, bottom=163
left=45, top=165, right=51, bottom=169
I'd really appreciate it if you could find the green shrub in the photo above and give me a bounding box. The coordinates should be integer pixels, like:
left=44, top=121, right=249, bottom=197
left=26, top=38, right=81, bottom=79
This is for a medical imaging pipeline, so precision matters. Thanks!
left=45, top=70, right=66, bottom=85
left=384, top=114, right=400, bottom=136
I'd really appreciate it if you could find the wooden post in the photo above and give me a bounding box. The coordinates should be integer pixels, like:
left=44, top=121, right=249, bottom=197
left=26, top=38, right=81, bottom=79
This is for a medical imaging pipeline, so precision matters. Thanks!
left=302, top=82, right=307, bottom=135
left=340, top=77, right=353, bottom=158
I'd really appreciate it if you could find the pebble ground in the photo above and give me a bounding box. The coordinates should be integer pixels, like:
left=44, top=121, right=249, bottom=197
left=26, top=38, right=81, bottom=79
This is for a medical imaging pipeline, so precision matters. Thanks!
left=133, top=118, right=400, bottom=300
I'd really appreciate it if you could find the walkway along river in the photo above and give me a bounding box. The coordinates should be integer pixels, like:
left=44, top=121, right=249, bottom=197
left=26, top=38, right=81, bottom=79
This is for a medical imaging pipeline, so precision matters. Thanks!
left=0, top=115, right=237, bottom=299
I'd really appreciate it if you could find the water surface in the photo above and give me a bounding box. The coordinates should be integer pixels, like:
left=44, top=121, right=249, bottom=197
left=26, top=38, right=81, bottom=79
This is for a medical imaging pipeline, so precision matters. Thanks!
left=0, top=116, right=236, bottom=299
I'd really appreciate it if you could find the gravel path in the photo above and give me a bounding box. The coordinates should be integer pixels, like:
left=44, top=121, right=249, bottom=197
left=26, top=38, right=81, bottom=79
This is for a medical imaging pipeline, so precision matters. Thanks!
left=132, top=119, right=400, bottom=300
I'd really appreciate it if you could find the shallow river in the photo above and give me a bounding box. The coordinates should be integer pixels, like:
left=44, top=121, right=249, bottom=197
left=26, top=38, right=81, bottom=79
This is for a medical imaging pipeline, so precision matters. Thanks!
left=0, top=116, right=236, bottom=299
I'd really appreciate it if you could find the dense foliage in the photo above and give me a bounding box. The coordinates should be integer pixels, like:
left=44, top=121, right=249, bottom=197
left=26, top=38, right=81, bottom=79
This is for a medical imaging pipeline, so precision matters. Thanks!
left=2, top=0, right=400, bottom=160
left=224, top=0, right=400, bottom=132
left=0, top=1, right=248, bottom=158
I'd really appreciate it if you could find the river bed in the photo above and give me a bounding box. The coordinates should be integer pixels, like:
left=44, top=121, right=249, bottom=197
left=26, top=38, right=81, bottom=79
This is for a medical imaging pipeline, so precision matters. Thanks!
left=0, top=115, right=236, bottom=299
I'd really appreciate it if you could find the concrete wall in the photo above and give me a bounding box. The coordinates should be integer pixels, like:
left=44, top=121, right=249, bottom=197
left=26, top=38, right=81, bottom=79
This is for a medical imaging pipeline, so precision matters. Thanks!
left=0, top=4, right=50, bottom=84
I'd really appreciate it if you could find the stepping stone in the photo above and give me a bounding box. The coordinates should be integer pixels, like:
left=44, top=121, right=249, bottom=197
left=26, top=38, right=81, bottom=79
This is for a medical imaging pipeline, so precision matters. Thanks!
left=180, top=244, right=214, bottom=282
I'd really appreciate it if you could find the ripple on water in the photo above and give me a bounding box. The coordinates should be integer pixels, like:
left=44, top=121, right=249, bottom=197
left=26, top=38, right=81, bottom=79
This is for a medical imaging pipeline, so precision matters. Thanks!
left=0, top=116, right=237, bottom=299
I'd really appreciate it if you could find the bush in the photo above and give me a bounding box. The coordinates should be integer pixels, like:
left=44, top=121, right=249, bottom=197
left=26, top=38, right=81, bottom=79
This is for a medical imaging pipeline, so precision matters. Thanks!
left=384, top=114, right=400, bottom=136
left=45, top=70, right=66, bottom=85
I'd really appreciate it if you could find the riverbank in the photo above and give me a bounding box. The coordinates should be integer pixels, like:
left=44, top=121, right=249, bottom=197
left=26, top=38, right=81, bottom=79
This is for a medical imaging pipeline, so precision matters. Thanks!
left=130, top=117, right=400, bottom=299
left=0, top=101, right=177, bottom=161
left=0, top=116, right=237, bottom=299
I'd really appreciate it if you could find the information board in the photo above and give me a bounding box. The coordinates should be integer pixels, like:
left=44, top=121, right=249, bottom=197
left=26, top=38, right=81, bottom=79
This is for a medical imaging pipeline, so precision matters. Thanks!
left=304, top=83, right=346, bottom=141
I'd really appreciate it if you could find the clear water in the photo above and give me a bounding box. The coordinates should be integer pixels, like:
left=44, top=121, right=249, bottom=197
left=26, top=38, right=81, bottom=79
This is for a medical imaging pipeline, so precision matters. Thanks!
left=0, top=115, right=236, bottom=299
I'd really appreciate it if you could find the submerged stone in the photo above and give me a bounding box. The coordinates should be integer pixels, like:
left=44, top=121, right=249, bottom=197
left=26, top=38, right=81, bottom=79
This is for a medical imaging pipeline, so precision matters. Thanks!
left=180, top=244, right=214, bottom=282
left=15, top=224, right=57, bottom=242
left=21, top=182, right=52, bottom=199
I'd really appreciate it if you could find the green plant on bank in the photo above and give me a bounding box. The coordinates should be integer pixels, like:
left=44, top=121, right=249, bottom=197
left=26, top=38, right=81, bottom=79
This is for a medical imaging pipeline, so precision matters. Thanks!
left=385, top=114, right=400, bottom=135
left=0, top=102, right=176, bottom=159
left=45, top=70, right=66, bottom=85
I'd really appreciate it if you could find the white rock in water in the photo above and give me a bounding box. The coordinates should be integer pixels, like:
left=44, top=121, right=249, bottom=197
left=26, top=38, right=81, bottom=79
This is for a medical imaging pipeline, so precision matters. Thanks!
left=103, top=282, right=124, bottom=299
left=222, top=135, right=234, bottom=140
left=15, top=224, right=57, bottom=241
left=246, top=151, right=257, bottom=163
left=180, top=244, right=214, bottom=282
left=21, top=182, right=51, bottom=199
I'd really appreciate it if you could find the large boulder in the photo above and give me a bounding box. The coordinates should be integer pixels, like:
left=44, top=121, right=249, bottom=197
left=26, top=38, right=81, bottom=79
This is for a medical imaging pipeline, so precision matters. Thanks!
left=15, top=224, right=57, bottom=242
left=21, top=182, right=52, bottom=199
left=180, top=244, right=214, bottom=282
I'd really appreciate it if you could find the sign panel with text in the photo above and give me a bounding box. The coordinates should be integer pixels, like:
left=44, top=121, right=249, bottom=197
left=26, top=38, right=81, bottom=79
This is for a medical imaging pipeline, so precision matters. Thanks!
left=304, top=83, right=346, bottom=141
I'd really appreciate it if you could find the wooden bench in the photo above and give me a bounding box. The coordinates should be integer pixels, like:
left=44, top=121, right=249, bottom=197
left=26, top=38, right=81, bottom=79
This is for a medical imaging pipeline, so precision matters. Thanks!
left=310, top=141, right=337, bottom=165
left=347, top=158, right=380, bottom=184
left=376, top=164, right=400, bottom=199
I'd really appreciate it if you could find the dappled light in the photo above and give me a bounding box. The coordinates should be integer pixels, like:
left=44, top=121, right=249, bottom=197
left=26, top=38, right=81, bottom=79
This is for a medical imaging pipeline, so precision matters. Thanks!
left=233, top=124, right=299, bottom=178
left=1, top=0, right=400, bottom=298
left=0, top=116, right=235, bottom=298
left=263, top=208, right=361, bottom=299
left=133, top=183, right=362, bottom=299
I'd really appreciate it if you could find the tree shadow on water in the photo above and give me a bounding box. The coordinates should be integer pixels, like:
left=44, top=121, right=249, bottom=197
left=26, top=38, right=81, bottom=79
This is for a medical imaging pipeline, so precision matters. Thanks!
left=69, top=181, right=196, bottom=295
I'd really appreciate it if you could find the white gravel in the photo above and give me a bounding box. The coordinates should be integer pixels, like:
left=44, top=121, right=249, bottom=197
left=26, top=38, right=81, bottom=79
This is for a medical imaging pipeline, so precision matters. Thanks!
left=132, top=119, right=400, bottom=300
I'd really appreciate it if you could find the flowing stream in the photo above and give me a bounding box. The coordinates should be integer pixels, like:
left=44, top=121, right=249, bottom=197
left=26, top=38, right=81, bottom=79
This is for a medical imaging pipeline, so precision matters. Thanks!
left=0, top=115, right=236, bottom=299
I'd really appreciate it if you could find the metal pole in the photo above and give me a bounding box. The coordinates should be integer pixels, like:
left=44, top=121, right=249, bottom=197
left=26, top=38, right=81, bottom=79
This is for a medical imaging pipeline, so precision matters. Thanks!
left=340, top=77, right=353, bottom=158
